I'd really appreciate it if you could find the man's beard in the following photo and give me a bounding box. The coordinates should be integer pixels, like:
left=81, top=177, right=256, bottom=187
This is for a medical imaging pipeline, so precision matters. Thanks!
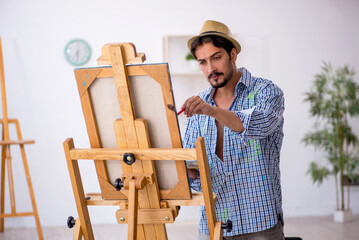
left=208, top=67, right=233, bottom=89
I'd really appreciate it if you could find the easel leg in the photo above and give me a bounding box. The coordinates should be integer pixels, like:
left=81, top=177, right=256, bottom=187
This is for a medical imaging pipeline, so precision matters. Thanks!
left=136, top=225, right=146, bottom=240
left=128, top=179, right=138, bottom=240
left=213, top=222, right=223, bottom=240
left=73, top=218, right=83, bottom=240
left=195, top=137, right=219, bottom=240
left=134, top=120, right=167, bottom=240
left=5, top=146, right=16, bottom=214
left=64, top=139, right=94, bottom=240
left=19, top=144, right=43, bottom=239
left=0, top=136, right=5, bottom=232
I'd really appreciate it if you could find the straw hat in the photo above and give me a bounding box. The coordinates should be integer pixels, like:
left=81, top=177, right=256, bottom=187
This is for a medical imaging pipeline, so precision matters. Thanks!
left=187, top=20, right=241, bottom=54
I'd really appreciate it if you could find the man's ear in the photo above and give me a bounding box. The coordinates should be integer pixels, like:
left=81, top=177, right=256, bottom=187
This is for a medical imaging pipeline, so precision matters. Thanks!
left=230, top=48, right=237, bottom=63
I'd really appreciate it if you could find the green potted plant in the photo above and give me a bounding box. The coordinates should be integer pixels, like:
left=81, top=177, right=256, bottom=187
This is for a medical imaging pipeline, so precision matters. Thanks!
left=302, top=62, right=359, bottom=222
left=185, top=52, right=199, bottom=72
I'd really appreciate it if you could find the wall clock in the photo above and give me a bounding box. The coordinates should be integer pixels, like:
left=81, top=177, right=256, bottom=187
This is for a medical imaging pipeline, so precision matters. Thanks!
left=64, top=39, right=91, bottom=66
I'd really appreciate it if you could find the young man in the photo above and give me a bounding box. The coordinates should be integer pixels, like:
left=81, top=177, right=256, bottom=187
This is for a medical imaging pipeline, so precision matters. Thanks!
left=182, top=20, right=285, bottom=239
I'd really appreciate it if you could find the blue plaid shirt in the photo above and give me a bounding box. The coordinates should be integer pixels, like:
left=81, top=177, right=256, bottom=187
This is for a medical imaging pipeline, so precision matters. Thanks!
left=183, top=67, right=284, bottom=236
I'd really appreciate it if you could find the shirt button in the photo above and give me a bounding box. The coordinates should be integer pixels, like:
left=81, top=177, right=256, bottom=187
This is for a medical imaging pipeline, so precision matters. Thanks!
left=228, top=172, right=231, bottom=176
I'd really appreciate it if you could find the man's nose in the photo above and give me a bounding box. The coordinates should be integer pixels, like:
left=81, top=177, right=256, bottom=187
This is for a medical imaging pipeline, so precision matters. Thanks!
left=207, top=61, right=215, bottom=73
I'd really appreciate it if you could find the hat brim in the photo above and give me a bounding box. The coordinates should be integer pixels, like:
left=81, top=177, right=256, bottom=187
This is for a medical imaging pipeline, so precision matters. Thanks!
left=187, top=32, right=241, bottom=54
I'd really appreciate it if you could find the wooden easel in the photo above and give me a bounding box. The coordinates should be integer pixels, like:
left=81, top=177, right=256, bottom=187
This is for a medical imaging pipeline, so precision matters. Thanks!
left=64, top=43, right=225, bottom=240
left=0, top=38, right=43, bottom=239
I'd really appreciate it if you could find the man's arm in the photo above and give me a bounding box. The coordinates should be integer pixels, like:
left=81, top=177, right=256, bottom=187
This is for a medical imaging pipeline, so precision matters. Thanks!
left=210, top=106, right=244, bottom=133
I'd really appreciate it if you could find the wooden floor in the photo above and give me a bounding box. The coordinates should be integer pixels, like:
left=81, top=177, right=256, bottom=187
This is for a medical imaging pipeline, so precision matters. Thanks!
left=0, top=215, right=358, bottom=240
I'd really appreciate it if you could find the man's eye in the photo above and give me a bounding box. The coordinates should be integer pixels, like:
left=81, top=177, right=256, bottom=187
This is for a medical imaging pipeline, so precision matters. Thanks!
left=198, top=61, right=205, bottom=65
left=213, top=56, right=221, bottom=60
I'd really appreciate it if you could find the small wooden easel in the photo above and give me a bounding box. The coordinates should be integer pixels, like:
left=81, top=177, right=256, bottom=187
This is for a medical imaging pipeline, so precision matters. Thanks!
left=64, top=43, right=226, bottom=239
left=0, top=38, right=43, bottom=239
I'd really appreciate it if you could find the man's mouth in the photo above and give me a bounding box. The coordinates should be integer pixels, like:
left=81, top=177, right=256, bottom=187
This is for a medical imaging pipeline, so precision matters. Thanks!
left=208, top=72, right=223, bottom=80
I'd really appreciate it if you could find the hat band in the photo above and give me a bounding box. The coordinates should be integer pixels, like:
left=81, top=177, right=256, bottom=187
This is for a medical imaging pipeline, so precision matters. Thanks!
left=200, top=31, right=227, bottom=36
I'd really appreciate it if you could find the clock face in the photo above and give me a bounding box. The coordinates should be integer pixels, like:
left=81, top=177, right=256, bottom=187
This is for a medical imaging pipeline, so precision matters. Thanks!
left=64, top=39, right=91, bottom=66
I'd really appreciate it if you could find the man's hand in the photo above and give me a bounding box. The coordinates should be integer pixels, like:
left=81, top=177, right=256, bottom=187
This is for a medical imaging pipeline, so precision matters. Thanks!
left=181, top=96, right=244, bottom=133
left=181, top=96, right=214, bottom=118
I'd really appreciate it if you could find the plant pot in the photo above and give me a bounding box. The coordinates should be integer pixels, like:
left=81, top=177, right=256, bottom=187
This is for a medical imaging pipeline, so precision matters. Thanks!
left=187, top=60, right=199, bottom=72
left=333, top=209, right=352, bottom=223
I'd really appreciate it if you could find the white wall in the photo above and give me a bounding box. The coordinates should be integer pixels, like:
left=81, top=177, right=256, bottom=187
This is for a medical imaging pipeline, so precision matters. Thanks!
left=0, top=0, right=359, bottom=228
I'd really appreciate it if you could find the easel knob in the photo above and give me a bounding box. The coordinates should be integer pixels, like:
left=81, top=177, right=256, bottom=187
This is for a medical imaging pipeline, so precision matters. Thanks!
left=115, top=178, right=124, bottom=191
left=67, top=216, right=76, bottom=228
left=123, top=153, right=135, bottom=165
left=221, top=219, right=232, bottom=232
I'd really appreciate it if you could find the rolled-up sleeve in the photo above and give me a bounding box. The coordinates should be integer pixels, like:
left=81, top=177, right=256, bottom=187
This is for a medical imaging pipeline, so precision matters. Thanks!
left=231, top=83, right=285, bottom=140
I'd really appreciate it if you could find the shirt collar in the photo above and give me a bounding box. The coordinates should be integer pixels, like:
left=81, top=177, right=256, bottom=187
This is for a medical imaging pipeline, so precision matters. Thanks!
left=237, top=67, right=252, bottom=89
